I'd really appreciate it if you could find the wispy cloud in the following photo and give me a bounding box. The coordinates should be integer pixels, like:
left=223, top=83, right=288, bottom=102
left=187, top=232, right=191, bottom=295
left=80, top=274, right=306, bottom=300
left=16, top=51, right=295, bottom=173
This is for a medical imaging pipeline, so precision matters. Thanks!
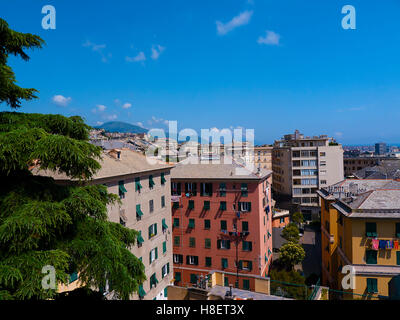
left=148, top=116, right=169, bottom=126
left=91, top=104, right=107, bottom=113
left=83, top=40, right=111, bottom=62
left=257, top=30, right=280, bottom=45
left=151, top=45, right=166, bottom=60
left=126, top=52, right=146, bottom=62
left=216, top=10, right=253, bottom=35
left=122, top=102, right=132, bottom=109
left=105, top=114, right=117, bottom=121
left=52, top=95, right=71, bottom=106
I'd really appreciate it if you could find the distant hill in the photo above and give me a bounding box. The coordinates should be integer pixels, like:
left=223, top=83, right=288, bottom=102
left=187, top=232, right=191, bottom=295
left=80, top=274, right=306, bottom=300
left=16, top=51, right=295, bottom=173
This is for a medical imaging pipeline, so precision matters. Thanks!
left=94, top=121, right=148, bottom=134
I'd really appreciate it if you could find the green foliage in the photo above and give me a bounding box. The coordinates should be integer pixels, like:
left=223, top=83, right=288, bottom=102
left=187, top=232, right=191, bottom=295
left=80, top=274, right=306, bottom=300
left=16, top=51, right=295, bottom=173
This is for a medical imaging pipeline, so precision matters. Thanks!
left=0, top=19, right=146, bottom=299
left=0, top=18, right=44, bottom=108
left=279, top=242, right=306, bottom=269
left=281, top=223, right=300, bottom=243
left=269, top=269, right=310, bottom=300
left=291, top=211, right=303, bottom=225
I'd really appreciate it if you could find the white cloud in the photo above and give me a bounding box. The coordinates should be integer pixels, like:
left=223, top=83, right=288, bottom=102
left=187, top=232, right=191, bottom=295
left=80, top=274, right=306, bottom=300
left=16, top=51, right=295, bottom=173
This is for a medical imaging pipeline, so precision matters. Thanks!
left=216, top=10, right=253, bottom=35
left=83, top=40, right=111, bottom=62
left=105, top=114, right=117, bottom=121
left=92, top=104, right=107, bottom=113
left=151, top=45, right=166, bottom=60
left=52, top=95, right=71, bottom=106
left=96, top=121, right=104, bottom=126
left=122, top=102, right=132, bottom=109
left=126, top=52, right=146, bottom=62
left=257, top=30, right=280, bottom=45
left=136, top=122, right=144, bottom=128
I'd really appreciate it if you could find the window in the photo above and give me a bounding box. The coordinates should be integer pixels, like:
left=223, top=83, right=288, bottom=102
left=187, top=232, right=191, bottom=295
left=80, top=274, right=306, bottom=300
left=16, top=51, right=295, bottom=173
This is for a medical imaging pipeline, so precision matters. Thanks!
left=137, top=231, right=144, bottom=247
left=161, top=172, right=166, bottom=185
left=366, top=250, right=377, bottom=264
left=200, top=183, right=213, bottom=196
left=149, top=200, right=154, bottom=213
left=186, top=255, right=199, bottom=265
left=188, top=219, right=195, bottom=229
left=366, top=222, right=377, bottom=237
left=220, top=220, right=227, bottom=231
left=320, top=152, right=326, bottom=157
left=321, top=180, right=327, bottom=185
left=190, top=274, right=198, bottom=284
left=173, top=254, right=183, bottom=264
left=204, top=219, right=211, bottom=229
left=174, top=236, right=180, bottom=246
left=220, top=201, right=227, bottom=211
left=119, top=217, right=126, bottom=226
left=148, top=223, right=157, bottom=239
left=118, top=180, right=127, bottom=199
left=188, top=200, right=195, bottom=209
left=241, top=183, right=248, bottom=197
left=205, top=238, right=211, bottom=249
left=243, top=279, right=250, bottom=290
left=242, top=221, right=249, bottom=232
left=396, top=223, right=400, bottom=238
left=221, top=258, right=228, bottom=269
left=161, top=263, right=170, bottom=278
left=149, top=247, right=158, bottom=264
left=161, top=196, right=165, bottom=208
left=238, top=260, right=252, bottom=271
left=397, top=251, right=400, bottom=265
left=172, top=201, right=179, bottom=209
left=162, top=241, right=167, bottom=253
left=219, top=183, right=226, bottom=196
left=189, top=237, right=196, bottom=248
left=149, top=175, right=155, bottom=189
left=171, top=182, right=181, bottom=196
left=242, top=241, right=252, bottom=251
left=174, top=272, right=181, bottom=282
left=136, top=204, right=143, bottom=220
left=238, top=202, right=252, bottom=212
left=173, top=218, right=179, bottom=228
left=366, top=278, right=378, bottom=293
left=203, top=201, right=210, bottom=210
left=280, top=217, right=285, bottom=223
left=320, top=161, right=326, bottom=167
left=150, top=273, right=158, bottom=289
left=217, top=239, right=231, bottom=249
left=185, top=182, right=197, bottom=195
left=205, top=257, right=212, bottom=267
left=135, top=177, right=142, bottom=192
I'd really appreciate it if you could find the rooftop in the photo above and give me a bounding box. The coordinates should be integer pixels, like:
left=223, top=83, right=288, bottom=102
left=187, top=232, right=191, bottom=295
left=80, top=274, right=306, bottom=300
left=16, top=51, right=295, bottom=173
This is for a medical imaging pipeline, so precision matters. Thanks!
left=171, top=156, right=271, bottom=180
left=32, top=148, right=173, bottom=181
left=208, top=285, right=291, bottom=300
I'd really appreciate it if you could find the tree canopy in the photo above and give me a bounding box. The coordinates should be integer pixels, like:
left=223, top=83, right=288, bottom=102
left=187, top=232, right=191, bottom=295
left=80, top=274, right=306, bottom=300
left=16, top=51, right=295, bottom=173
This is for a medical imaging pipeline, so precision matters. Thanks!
left=0, top=19, right=146, bottom=300
left=279, top=242, right=306, bottom=270
left=281, top=223, right=300, bottom=243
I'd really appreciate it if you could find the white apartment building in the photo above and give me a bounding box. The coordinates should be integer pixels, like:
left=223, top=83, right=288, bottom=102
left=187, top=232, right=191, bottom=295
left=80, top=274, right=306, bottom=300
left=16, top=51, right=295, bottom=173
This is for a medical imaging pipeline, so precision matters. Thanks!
left=272, top=130, right=343, bottom=220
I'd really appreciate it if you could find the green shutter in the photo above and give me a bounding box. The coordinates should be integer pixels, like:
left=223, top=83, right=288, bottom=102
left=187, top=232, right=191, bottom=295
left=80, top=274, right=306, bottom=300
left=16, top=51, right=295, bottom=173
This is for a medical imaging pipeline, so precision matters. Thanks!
left=220, top=201, right=227, bottom=211
left=366, top=222, right=377, bottom=237
left=173, top=202, right=179, bottom=209
left=162, top=218, right=168, bottom=230
left=173, top=218, right=179, bottom=227
left=205, top=219, right=211, bottom=229
left=397, top=251, right=400, bottom=265
left=224, top=276, right=229, bottom=286
left=137, top=231, right=144, bottom=244
left=175, top=272, right=181, bottom=281
left=222, top=258, right=228, bottom=269
left=204, top=201, right=210, bottom=210
left=155, top=247, right=158, bottom=260
left=154, top=223, right=157, bottom=235
left=248, top=261, right=253, bottom=271
left=136, top=204, right=143, bottom=216
left=367, top=278, right=378, bottom=293
left=241, top=183, right=248, bottom=197
left=139, top=285, right=146, bottom=297
left=188, top=200, right=194, bottom=209
left=205, top=257, right=212, bottom=267
left=163, top=241, right=167, bottom=253
left=189, top=237, right=196, bottom=247
left=243, top=279, right=250, bottom=290
left=242, top=221, right=248, bottom=232
left=219, top=183, right=226, bottom=196
left=221, top=220, right=227, bottom=231
left=396, top=223, right=400, bottom=238
left=135, top=177, right=142, bottom=191
left=164, top=287, right=168, bottom=297
left=174, top=236, right=180, bottom=246
left=118, top=181, right=127, bottom=193
left=205, top=238, right=211, bottom=248
left=190, top=274, right=198, bottom=284
left=366, top=250, right=377, bottom=264
left=238, top=260, right=242, bottom=270
left=69, top=271, right=78, bottom=283
left=149, top=175, right=155, bottom=188
left=161, top=173, right=166, bottom=185
left=248, top=202, right=252, bottom=212
left=188, top=219, right=195, bottom=228
left=217, top=239, right=221, bottom=249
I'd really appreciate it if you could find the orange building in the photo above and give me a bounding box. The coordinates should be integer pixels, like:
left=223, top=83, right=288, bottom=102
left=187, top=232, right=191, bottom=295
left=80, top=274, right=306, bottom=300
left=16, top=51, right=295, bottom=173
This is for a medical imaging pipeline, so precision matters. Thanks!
left=170, top=157, right=273, bottom=292
left=272, top=208, right=290, bottom=228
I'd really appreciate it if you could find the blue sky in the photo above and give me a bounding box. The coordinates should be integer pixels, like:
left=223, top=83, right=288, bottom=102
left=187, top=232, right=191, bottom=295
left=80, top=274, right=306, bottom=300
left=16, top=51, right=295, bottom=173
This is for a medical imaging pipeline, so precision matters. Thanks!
left=1, top=0, right=400, bottom=145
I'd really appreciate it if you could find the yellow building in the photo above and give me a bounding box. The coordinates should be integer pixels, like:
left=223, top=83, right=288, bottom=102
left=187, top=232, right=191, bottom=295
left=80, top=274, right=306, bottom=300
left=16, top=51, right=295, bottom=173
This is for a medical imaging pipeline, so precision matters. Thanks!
left=318, top=179, right=400, bottom=300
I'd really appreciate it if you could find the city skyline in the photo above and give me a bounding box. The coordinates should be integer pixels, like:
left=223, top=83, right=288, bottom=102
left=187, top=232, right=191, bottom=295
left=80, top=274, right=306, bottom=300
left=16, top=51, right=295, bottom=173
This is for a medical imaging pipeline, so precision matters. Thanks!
left=1, top=0, right=400, bottom=145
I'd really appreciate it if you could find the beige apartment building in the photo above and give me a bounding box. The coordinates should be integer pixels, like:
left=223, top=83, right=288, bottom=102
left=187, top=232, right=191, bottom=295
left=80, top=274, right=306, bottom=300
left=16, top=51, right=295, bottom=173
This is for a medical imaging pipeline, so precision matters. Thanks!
left=272, top=130, right=344, bottom=220
left=35, top=148, right=174, bottom=300
left=254, top=145, right=272, bottom=171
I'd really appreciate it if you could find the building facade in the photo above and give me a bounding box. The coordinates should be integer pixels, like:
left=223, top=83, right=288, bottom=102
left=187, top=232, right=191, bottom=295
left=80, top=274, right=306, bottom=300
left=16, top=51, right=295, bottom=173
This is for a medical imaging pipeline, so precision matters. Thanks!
left=170, top=157, right=273, bottom=292
left=254, top=145, right=273, bottom=171
left=318, top=179, right=400, bottom=299
left=375, top=142, right=387, bottom=155
left=272, top=130, right=344, bottom=220
left=37, top=149, right=174, bottom=300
